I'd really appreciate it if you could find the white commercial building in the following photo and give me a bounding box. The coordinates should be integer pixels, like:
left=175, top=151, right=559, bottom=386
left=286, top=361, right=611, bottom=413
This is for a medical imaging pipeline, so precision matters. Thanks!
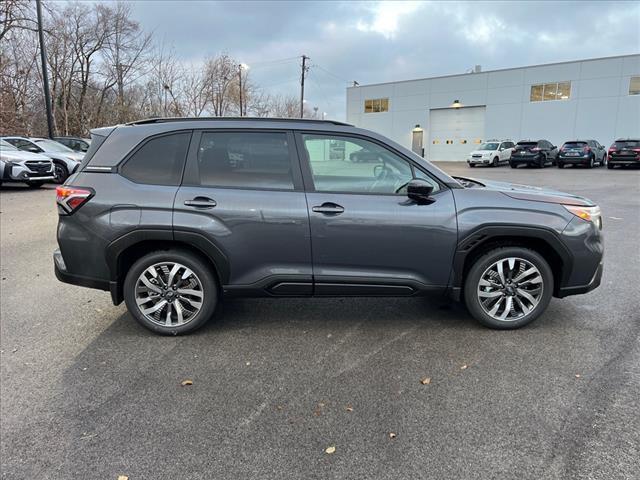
left=346, top=54, right=640, bottom=161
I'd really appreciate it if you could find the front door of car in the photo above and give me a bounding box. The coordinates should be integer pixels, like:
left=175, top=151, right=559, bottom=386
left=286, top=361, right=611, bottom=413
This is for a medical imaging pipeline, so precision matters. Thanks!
left=173, top=130, right=313, bottom=294
left=296, top=132, right=458, bottom=295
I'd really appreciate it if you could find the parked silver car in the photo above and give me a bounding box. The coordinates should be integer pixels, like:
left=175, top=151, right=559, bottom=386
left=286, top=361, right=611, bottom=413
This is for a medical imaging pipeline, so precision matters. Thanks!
left=2, top=137, right=84, bottom=183
left=0, top=139, right=55, bottom=188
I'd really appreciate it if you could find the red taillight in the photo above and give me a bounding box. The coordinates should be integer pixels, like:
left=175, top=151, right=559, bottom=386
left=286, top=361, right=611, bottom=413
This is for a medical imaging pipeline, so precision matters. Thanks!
left=56, top=186, right=93, bottom=214
left=608, top=148, right=617, bottom=154
left=632, top=148, right=640, bottom=152
left=531, top=147, right=541, bottom=152
left=583, top=146, right=591, bottom=153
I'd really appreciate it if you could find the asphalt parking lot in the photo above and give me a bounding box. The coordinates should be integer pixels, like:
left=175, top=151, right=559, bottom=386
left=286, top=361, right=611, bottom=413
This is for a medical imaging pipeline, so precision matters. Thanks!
left=1, top=163, right=639, bottom=480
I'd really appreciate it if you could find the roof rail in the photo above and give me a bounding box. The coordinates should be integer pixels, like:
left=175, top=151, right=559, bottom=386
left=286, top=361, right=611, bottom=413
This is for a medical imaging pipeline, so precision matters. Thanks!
left=126, top=117, right=353, bottom=127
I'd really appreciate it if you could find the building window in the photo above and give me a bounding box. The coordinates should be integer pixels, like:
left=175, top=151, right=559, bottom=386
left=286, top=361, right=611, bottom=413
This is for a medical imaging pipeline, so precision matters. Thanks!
left=364, top=98, right=389, bottom=113
left=630, top=76, right=640, bottom=95
left=530, top=81, right=571, bottom=102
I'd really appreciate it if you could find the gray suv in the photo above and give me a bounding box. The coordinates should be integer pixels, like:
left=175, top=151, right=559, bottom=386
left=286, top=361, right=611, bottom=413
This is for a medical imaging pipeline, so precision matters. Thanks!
left=54, top=118, right=604, bottom=334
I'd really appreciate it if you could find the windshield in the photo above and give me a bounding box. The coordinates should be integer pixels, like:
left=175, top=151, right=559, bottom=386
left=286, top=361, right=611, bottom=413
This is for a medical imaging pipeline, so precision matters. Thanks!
left=478, top=143, right=499, bottom=151
left=563, top=142, right=587, bottom=148
left=34, top=139, right=74, bottom=152
left=0, top=139, right=19, bottom=151
left=516, top=142, right=537, bottom=148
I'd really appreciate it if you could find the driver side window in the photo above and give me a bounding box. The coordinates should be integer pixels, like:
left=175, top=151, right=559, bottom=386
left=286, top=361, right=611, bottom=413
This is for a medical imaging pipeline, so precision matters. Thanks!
left=302, top=134, right=414, bottom=194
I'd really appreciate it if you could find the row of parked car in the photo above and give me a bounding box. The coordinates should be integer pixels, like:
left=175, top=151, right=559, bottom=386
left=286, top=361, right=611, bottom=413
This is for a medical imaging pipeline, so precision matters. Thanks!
left=0, top=136, right=90, bottom=187
left=467, top=138, right=640, bottom=169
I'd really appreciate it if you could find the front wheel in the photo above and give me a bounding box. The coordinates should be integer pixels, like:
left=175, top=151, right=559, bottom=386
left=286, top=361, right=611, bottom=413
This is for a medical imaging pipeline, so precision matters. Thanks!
left=492, top=157, right=499, bottom=167
left=510, top=162, right=517, bottom=169
left=463, top=247, right=554, bottom=329
left=123, top=250, right=218, bottom=335
left=538, top=155, right=546, bottom=168
left=587, top=156, right=594, bottom=169
left=607, top=162, right=614, bottom=169
left=557, top=162, right=564, bottom=169
left=53, top=162, right=69, bottom=184
left=27, top=181, right=44, bottom=188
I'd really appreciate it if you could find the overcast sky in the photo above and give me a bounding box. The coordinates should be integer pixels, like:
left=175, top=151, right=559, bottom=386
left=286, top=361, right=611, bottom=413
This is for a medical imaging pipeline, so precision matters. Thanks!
left=129, top=0, right=640, bottom=120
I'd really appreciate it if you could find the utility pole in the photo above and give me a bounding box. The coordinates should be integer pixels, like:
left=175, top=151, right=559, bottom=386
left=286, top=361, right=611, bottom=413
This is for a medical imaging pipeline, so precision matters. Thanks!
left=238, top=64, right=243, bottom=117
left=36, top=0, right=54, bottom=138
left=300, top=55, right=309, bottom=118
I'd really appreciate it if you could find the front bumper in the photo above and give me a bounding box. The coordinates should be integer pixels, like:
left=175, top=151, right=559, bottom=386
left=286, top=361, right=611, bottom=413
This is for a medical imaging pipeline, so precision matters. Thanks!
left=557, top=261, right=603, bottom=297
left=2, top=162, right=55, bottom=182
left=468, top=157, right=492, bottom=165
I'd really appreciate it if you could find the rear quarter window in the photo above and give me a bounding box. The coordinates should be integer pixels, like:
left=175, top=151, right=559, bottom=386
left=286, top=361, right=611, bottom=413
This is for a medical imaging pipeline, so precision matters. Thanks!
left=120, top=132, right=191, bottom=186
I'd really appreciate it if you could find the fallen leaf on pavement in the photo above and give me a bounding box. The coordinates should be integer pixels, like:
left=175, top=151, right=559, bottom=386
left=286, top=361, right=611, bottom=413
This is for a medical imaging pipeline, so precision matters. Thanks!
left=345, top=405, right=353, bottom=412
left=460, top=364, right=468, bottom=370
left=117, top=476, right=129, bottom=480
left=575, top=374, right=581, bottom=378
left=181, top=379, right=193, bottom=386
left=325, top=446, right=336, bottom=454
left=389, top=432, right=397, bottom=439
left=420, top=377, right=431, bottom=385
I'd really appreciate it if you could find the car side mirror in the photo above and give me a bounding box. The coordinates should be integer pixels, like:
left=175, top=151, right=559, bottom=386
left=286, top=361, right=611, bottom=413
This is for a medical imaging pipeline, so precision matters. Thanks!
left=407, top=179, right=435, bottom=204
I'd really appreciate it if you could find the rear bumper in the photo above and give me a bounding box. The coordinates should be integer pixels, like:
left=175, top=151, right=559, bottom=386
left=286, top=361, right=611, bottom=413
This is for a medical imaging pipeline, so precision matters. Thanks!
left=510, top=155, right=541, bottom=164
left=54, top=249, right=121, bottom=303
left=609, top=156, right=640, bottom=165
left=558, top=155, right=590, bottom=164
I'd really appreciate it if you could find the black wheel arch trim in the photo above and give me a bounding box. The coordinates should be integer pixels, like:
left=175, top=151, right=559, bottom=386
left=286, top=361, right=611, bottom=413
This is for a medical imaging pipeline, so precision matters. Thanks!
left=105, top=228, right=230, bottom=302
left=450, top=224, right=573, bottom=296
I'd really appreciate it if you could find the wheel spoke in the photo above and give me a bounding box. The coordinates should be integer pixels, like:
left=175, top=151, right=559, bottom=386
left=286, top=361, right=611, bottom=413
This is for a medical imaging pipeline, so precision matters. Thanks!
left=498, top=296, right=513, bottom=320
left=139, top=275, right=161, bottom=294
left=513, top=267, right=538, bottom=283
left=142, top=299, right=167, bottom=315
left=488, top=297, right=503, bottom=316
left=180, top=297, right=202, bottom=309
left=176, top=288, right=203, bottom=298
left=165, top=301, right=173, bottom=326
left=479, top=290, right=503, bottom=298
left=166, top=264, right=181, bottom=288
left=136, top=295, right=157, bottom=306
left=516, top=288, right=537, bottom=305
left=496, top=261, right=507, bottom=285
left=174, top=300, right=184, bottom=324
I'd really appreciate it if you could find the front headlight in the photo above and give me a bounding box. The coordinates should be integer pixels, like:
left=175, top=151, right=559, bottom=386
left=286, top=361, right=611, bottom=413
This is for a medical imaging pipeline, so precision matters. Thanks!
left=563, top=205, right=602, bottom=228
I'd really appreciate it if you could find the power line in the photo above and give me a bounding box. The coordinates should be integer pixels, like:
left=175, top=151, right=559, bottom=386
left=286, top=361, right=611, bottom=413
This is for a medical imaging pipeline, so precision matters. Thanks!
left=311, top=63, right=353, bottom=85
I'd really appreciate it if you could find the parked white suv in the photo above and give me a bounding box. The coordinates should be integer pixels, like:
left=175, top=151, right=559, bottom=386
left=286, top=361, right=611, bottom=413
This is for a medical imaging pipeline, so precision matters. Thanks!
left=467, top=140, right=515, bottom=167
left=0, top=139, right=55, bottom=188
left=2, top=137, right=84, bottom=183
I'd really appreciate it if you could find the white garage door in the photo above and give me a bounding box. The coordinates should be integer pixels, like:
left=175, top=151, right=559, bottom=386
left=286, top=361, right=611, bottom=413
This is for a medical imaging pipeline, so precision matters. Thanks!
left=428, top=106, right=486, bottom=161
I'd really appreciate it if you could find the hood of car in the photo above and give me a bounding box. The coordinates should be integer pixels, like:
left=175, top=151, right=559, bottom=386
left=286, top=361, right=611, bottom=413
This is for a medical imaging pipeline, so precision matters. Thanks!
left=454, top=176, right=595, bottom=207
left=43, top=151, right=84, bottom=162
left=468, top=150, right=494, bottom=156
left=0, top=149, right=51, bottom=162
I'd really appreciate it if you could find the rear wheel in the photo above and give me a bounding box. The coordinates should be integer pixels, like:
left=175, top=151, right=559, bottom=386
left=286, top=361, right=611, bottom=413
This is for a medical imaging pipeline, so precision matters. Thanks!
left=124, top=249, right=218, bottom=335
left=538, top=155, right=546, bottom=168
left=587, top=155, right=594, bottom=168
left=492, top=157, right=499, bottom=167
left=463, top=247, right=553, bottom=329
left=510, top=162, right=517, bottom=169
left=557, top=162, right=564, bottom=169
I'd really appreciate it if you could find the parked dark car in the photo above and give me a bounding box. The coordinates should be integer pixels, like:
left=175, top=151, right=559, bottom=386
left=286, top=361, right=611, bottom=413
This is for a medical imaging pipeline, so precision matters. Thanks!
left=510, top=140, right=558, bottom=168
left=557, top=140, right=607, bottom=168
left=54, top=136, right=91, bottom=153
left=54, top=118, right=603, bottom=334
left=607, top=139, right=640, bottom=169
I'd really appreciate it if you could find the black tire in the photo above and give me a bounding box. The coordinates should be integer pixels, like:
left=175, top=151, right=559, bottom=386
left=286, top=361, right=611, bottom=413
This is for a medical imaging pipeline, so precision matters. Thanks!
left=53, top=162, right=69, bottom=184
left=538, top=155, right=546, bottom=168
left=27, top=181, right=44, bottom=188
left=469, top=163, right=475, bottom=168
left=492, top=157, right=499, bottom=167
left=587, top=155, right=594, bottom=169
left=601, top=155, right=607, bottom=167
left=557, top=162, right=564, bottom=169
left=607, top=162, right=614, bottom=169
left=510, top=162, right=517, bottom=169
left=123, top=249, right=218, bottom=335
left=463, top=247, right=554, bottom=329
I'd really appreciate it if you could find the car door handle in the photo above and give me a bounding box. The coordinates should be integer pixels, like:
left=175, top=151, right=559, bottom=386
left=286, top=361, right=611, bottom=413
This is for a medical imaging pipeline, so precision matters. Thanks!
left=312, top=202, right=344, bottom=215
left=184, top=197, right=217, bottom=208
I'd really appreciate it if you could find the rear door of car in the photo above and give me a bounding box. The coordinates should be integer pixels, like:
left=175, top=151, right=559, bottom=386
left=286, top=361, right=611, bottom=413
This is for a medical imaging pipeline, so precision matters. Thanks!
left=173, top=129, right=313, bottom=295
left=295, top=131, right=457, bottom=294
